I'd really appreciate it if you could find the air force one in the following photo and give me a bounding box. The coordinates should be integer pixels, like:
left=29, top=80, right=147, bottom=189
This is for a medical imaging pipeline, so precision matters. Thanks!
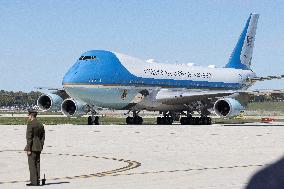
left=37, top=13, right=284, bottom=125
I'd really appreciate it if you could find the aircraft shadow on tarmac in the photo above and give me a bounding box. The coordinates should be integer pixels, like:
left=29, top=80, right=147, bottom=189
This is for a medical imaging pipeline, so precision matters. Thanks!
left=245, top=155, right=284, bottom=189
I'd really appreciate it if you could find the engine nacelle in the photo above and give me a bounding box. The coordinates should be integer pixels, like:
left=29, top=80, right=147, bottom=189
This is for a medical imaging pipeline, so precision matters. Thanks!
left=61, top=99, right=86, bottom=117
left=214, top=98, right=245, bottom=118
left=37, top=93, right=63, bottom=111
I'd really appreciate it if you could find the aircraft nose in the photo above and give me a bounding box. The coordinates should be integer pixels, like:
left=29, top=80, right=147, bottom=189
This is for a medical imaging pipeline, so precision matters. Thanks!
left=62, top=61, right=81, bottom=85
left=62, top=59, right=96, bottom=85
left=62, top=50, right=115, bottom=86
left=62, top=70, right=74, bottom=85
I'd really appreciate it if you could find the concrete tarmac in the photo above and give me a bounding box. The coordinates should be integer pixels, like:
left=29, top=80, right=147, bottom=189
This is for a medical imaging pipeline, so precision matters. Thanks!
left=0, top=124, right=283, bottom=189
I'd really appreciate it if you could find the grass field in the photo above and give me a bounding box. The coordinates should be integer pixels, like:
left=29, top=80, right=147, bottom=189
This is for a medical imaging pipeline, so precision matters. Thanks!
left=0, top=116, right=157, bottom=125
left=247, top=101, right=284, bottom=112
left=1, top=102, right=284, bottom=125
left=1, top=116, right=283, bottom=125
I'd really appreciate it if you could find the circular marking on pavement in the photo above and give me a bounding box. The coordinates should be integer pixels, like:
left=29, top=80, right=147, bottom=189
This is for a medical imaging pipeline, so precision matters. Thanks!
left=108, top=164, right=269, bottom=177
left=0, top=150, right=141, bottom=185
left=0, top=150, right=269, bottom=185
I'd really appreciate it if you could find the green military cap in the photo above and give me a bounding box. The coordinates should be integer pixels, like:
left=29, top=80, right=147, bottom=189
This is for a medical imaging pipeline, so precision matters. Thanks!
left=28, top=109, right=38, bottom=116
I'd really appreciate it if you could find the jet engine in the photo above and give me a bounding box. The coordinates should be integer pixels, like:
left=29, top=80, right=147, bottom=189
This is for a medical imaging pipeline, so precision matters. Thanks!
left=37, top=93, right=63, bottom=111
left=214, top=98, right=245, bottom=118
left=61, top=99, right=86, bottom=117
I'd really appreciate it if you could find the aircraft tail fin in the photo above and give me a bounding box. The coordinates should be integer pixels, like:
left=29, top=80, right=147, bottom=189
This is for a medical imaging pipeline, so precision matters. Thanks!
left=225, top=13, right=259, bottom=70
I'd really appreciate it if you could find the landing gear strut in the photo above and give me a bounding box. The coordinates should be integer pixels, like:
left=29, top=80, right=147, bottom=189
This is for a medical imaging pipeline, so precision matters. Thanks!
left=126, top=111, right=143, bottom=125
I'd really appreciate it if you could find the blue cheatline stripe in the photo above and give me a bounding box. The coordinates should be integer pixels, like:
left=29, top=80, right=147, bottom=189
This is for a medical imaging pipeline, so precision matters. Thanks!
left=225, top=14, right=251, bottom=70
left=63, top=50, right=243, bottom=90
left=64, top=81, right=242, bottom=90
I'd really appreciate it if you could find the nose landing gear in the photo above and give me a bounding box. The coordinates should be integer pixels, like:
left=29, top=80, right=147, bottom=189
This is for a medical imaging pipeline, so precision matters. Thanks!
left=87, top=110, right=100, bottom=125
left=88, top=115, right=100, bottom=125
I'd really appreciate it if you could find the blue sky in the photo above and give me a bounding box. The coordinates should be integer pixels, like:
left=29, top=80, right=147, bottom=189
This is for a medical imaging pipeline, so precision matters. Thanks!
left=1, top=0, right=284, bottom=91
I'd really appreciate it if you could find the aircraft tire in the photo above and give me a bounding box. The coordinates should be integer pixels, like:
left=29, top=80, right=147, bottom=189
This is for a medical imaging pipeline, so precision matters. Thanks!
left=138, top=116, right=143, bottom=124
left=180, top=117, right=187, bottom=125
left=167, top=117, right=173, bottom=125
left=199, top=117, right=212, bottom=125
left=157, top=117, right=173, bottom=125
left=88, top=116, right=93, bottom=125
left=197, top=117, right=202, bottom=125
left=191, top=117, right=196, bottom=125
left=180, top=117, right=212, bottom=125
left=133, top=116, right=143, bottom=125
left=189, top=117, right=194, bottom=125
left=126, top=116, right=133, bottom=125
left=94, top=116, right=100, bottom=125
left=207, top=117, right=212, bottom=125
left=161, top=118, right=166, bottom=125
left=157, top=117, right=162, bottom=125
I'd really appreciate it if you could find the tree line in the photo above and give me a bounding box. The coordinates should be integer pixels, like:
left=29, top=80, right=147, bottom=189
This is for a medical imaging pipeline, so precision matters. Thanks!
left=0, top=90, right=42, bottom=107
left=0, top=89, right=283, bottom=108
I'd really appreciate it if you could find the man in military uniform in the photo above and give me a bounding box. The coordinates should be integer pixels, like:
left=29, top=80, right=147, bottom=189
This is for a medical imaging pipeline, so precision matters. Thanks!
left=24, top=109, right=45, bottom=186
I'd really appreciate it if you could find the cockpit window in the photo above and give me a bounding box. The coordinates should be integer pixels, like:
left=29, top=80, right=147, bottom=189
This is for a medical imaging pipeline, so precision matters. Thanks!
left=79, top=56, right=97, bottom=60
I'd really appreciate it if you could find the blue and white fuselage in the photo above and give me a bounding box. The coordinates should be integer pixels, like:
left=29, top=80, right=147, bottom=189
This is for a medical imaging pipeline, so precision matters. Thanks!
left=62, top=50, right=255, bottom=110
left=62, top=12, right=260, bottom=111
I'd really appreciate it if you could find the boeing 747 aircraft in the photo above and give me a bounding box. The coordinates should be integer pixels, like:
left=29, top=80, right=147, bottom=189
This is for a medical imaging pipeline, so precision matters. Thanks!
left=37, top=13, right=284, bottom=125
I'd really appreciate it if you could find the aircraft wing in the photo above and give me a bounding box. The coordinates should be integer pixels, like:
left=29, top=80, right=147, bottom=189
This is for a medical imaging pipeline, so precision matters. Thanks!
left=247, top=75, right=284, bottom=82
left=36, top=87, right=69, bottom=99
left=155, top=88, right=284, bottom=105
left=155, top=89, right=238, bottom=105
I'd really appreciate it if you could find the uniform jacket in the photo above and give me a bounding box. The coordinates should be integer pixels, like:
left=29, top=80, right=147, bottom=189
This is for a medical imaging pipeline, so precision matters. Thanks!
left=24, top=119, right=45, bottom=152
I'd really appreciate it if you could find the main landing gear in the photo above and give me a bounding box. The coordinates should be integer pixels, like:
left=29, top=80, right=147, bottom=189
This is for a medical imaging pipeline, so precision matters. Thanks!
left=180, top=115, right=212, bottom=125
left=126, top=116, right=143, bottom=125
left=126, top=111, right=143, bottom=125
left=157, top=112, right=174, bottom=125
left=157, top=117, right=174, bottom=125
